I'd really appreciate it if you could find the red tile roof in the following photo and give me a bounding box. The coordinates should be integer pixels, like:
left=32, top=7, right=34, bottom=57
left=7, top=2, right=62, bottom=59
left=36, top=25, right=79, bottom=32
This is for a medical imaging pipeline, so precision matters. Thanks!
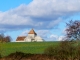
left=28, top=29, right=37, bottom=35
left=16, top=36, right=26, bottom=41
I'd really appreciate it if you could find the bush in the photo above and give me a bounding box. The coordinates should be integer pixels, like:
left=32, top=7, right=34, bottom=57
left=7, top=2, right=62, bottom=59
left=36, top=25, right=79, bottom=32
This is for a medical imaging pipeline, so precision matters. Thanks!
left=44, top=45, right=58, bottom=56
left=44, top=41, right=80, bottom=60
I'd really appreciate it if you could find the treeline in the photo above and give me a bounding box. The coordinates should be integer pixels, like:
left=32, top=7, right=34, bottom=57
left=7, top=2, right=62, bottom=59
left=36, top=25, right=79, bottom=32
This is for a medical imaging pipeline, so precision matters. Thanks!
left=0, top=34, right=11, bottom=43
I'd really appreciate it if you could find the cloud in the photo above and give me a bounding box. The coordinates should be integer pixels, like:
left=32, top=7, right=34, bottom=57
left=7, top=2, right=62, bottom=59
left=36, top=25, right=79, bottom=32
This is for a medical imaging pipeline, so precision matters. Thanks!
left=0, top=0, right=80, bottom=32
left=58, top=36, right=65, bottom=41
left=19, top=30, right=29, bottom=36
left=36, top=30, right=50, bottom=38
left=46, top=34, right=65, bottom=41
left=48, top=35, right=65, bottom=41
left=49, top=34, right=58, bottom=41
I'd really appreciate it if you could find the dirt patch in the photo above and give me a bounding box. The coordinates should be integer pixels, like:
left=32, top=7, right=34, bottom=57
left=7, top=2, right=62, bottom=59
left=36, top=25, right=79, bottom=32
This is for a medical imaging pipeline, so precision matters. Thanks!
left=0, top=52, right=55, bottom=60
left=0, top=54, right=55, bottom=60
left=0, top=52, right=79, bottom=60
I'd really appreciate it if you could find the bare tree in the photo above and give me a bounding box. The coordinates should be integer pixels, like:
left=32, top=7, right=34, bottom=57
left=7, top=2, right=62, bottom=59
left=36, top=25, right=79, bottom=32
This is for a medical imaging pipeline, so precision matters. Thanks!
left=0, top=34, right=12, bottom=43
left=65, top=20, right=80, bottom=41
left=0, top=34, right=4, bottom=43
left=4, top=36, right=12, bottom=42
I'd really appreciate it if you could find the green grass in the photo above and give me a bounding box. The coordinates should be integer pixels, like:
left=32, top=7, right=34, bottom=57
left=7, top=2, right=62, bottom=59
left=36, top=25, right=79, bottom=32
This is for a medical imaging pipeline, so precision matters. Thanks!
left=0, top=41, right=59, bottom=57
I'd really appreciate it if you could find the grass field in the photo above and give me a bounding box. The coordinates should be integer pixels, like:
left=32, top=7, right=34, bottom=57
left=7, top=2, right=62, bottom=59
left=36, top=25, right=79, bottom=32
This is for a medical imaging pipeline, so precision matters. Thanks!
left=0, top=41, right=59, bottom=57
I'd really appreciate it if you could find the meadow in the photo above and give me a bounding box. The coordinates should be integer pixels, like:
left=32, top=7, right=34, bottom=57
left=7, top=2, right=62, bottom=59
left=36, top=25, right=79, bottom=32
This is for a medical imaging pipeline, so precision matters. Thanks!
left=0, top=41, right=59, bottom=57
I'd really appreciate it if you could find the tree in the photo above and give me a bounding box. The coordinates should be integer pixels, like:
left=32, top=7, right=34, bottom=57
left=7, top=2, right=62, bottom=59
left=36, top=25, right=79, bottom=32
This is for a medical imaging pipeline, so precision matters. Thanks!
left=0, top=34, right=12, bottom=43
left=0, top=34, right=4, bottom=43
left=44, top=41, right=77, bottom=60
left=65, top=20, right=80, bottom=41
left=4, top=36, right=12, bottom=42
left=44, top=20, right=80, bottom=60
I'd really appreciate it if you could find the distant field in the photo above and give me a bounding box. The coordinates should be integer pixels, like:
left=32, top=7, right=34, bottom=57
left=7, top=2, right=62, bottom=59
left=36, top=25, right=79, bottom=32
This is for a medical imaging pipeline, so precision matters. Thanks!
left=0, top=41, right=59, bottom=57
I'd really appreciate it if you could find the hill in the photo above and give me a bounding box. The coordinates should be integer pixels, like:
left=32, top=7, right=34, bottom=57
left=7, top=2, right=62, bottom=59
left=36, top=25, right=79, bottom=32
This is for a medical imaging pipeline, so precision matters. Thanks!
left=0, top=41, right=59, bottom=57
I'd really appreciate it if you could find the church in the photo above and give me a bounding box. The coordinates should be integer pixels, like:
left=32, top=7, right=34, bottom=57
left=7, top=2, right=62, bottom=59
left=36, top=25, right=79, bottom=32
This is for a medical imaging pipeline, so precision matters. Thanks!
left=16, top=29, right=44, bottom=42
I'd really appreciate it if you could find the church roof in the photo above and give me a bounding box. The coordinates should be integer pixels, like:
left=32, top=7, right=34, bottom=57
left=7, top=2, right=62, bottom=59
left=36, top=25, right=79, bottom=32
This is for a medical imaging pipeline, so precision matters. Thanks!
left=28, top=29, right=37, bottom=35
left=16, top=36, right=26, bottom=41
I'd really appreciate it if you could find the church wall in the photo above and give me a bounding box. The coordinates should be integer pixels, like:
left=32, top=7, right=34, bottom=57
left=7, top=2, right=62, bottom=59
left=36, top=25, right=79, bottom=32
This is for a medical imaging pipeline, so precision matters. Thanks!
left=24, top=37, right=32, bottom=42
left=35, top=36, right=43, bottom=42
left=16, top=41, right=25, bottom=42
left=28, top=34, right=36, bottom=39
left=36, top=39, right=43, bottom=42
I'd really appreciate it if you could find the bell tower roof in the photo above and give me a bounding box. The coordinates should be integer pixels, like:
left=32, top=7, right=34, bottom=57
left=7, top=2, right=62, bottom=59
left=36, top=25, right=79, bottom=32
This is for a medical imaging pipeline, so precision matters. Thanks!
left=28, top=29, right=37, bottom=35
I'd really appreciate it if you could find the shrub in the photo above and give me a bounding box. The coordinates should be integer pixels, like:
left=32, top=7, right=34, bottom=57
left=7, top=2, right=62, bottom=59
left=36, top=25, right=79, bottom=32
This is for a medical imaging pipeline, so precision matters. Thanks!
left=44, top=41, right=79, bottom=60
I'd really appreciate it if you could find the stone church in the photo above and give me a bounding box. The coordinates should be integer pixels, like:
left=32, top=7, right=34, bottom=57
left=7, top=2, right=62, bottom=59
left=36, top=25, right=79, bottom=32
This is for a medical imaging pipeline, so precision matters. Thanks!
left=16, top=29, right=44, bottom=42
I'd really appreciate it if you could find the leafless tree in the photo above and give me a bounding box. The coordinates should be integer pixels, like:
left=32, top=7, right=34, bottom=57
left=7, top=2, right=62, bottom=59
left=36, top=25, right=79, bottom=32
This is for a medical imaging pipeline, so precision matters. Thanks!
left=4, top=36, right=12, bottom=42
left=0, top=34, right=4, bottom=43
left=65, top=20, right=80, bottom=41
left=0, top=34, right=12, bottom=43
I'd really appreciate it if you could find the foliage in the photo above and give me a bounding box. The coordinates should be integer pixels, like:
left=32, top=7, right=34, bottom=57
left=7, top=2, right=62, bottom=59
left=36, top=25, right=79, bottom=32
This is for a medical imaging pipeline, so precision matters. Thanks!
left=44, top=20, right=80, bottom=59
left=44, top=41, right=80, bottom=60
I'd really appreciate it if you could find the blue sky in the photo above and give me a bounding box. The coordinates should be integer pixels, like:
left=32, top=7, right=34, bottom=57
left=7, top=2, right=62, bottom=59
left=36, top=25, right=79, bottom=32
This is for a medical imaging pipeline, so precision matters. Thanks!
left=0, top=0, right=80, bottom=41
left=0, top=0, right=32, bottom=11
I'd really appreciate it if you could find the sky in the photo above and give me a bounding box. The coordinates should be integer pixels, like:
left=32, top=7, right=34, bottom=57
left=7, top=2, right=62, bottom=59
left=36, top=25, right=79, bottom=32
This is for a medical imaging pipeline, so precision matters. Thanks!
left=0, top=0, right=80, bottom=42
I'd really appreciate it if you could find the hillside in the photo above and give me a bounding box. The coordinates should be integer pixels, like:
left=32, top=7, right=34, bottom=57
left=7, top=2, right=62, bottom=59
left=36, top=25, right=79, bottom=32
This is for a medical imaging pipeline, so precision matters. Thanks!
left=0, top=42, right=59, bottom=57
